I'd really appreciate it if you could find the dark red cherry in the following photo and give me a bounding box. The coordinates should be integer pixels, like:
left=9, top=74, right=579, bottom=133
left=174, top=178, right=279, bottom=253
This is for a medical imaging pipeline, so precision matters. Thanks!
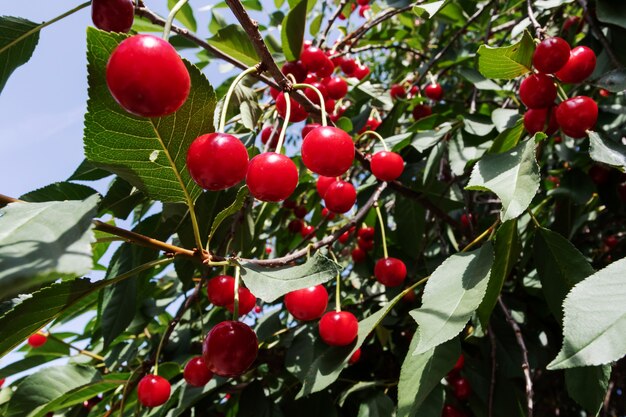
left=246, top=153, right=298, bottom=202
left=349, top=348, right=362, bottom=364
left=303, top=82, right=328, bottom=104
left=207, top=275, right=235, bottom=306
left=27, top=333, right=47, bottom=348
left=304, top=73, right=318, bottom=84
left=460, top=213, right=473, bottom=228
left=202, top=321, right=258, bottom=377
left=605, top=235, right=619, bottom=248
left=226, top=287, right=257, bottom=316
left=288, top=219, right=304, bottom=233
left=302, top=126, right=355, bottom=176
left=319, top=311, right=359, bottom=346
left=184, top=356, right=213, bottom=387
left=442, top=404, right=467, bottom=417
left=357, top=237, right=374, bottom=251
left=324, top=180, right=356, bottom=214
left=137, top=375, right=171, bottom=407
left=452, top=354, right=465, bottom=373
left=408, top=85, right=420, bottom=97
left=330, top=105, right=348, bottom=122
left=92, top=0, right=134, bottom=33
left=359, top=117, right=381, bottom=133
left=317, top=176, right=338, bottom=197
left=316, top=57, right=336, bottom=78
left=351, top=247, right=366, bottom=262
left=300, top=46, right=328, bottom=73
left=357, top=0, right=369, bottom=5
left=412, top=104, right=432, bottom=120
left=106, top=34, right=190, bottom=117
left=518, top=74, right=556, bottom=109
left=276, top=92, right=309, bottom=122
left=453, top=377, right=471, bottom=400
left=260, top=126, right=278, bottom=148
left=589, top=165, right=611, bottom=185
left=254, top=305, right=262, bottom=313
left=374, top=257, right=407, bottom=287
left=358, top=226, right=375, bottom=240
left=555, top=96, right=598, bottom=138
left=562, top=16, right=584, bottom=33
left=402, top=289, right=416, bottom=303
left=523, top=108, right=558, bottom=135
left=390, top=84, right=406, bottom=99
left=302, top=123, right=321, bottom=139
left=284, top=285, right=328, bottom=321
left=283, top=199, right=297, bottom=209
left=353, top=64, right=370, bottom=80
left=281, top=61, right=307, bottom=83
left=187, top=133, right=249, bottom=191
left=338, top=231, right=350, bottom=244
left=323, top=77, right=349, bottom=99
left=556, top=46, right=596, bottom=84
left=294, top=205, right=308, bottom=218
left=533, top=37, right=570, bottom=74
left=269, top=87, right=280, bottom=100
left=301, top=224, right=316, bottom=238
left=321, top=207, right=336, bottom=219
left=424, top=83, right=444, bottom=100
left=340, top=58, right=358, bottom=76
left=83, top=396, right=102, bottom=410
left=0, top=378, right=4, bottom=387
left=371, top=151, right=404, bottom=181
left=358, top=5, right=371, bottom=18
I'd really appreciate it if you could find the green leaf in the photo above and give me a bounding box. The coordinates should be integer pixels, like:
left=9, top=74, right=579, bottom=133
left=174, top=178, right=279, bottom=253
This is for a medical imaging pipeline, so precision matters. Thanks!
left=458, top=68, right=504, bottom=91
left=593, top=68, right=626, bottom=92
left=309, top=14, right=323, bottom=37
left=209, top=186, right=249, bottom=243
left=207, top=25, right=260, bottom=67
left=534, top=227, right=594, bottom=323
left=478, top=220, right=520, bottom=326
left=5, top=365, right=98, bottom=417
left=168, top=0, right=197, bottom=32
left=209, top=10, right=228, bottom=35
left=0, top=196, right=98, bottom=298
left=548, top=257, right=626, bottom=369
left=491, top=109, right=519, bottom=133
left=281, top=0, right=307, bottom=61
left=0, top=17, right=40, bottom=93
left=240, top=252, right=342, bottom=302
left=397, top=336, right=460, bottom=417
left=463, top=114, right=494, bottom=136
left=0, top=355, right=52, bottom=379
left=588, top=131, right=626, bottom=173
left=357, top=392, right=394, bottom=417
left=466, top=139, right=540, bottom=222
left=68, top=159, right=111, bottom=182
left=477, top=31, right=534, bottom=79
left=488, top=119, right=525, bottom=154
left=232, top=84, right=261, bottom=131
left=596, top=0, right=626, bottom=30
left=409, top=122, right=454, bottom=152
left=99, top=177, right=146, bottom=219
left=84, top=28, right=213, bottom=203
left=413, top=1, right=447, bottom=18
left=410, top=243, right=494, bottom=354
left=565, top=365, right=611, bottom=415
left=20, top=182, right=98, bottom=203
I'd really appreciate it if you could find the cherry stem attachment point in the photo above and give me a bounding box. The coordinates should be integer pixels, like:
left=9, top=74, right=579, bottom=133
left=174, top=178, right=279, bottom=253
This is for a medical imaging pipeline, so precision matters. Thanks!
left=556, top=84, right=568, bottom=102
left=163, top=0, right=190, bottom=40
left=276, top=91, right=291, bottom=152
left=357, top=130, right=388, bottom=151
left=233, top=265, right=241, bottom=319
left=292, top=83, right=328, bottom=126
left=219, top=65, right=260, bottom=132
left=374, top=202, right=389, bottom=258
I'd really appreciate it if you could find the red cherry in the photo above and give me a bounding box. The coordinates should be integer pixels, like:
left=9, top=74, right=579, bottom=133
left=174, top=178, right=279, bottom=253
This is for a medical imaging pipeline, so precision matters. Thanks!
left=321, top=207, right=336, bottom=219
left=281, top=61, right=307, bottom=83
left=605, top=235, right=619, bottom=248
left=358, top=5, right=371, bottom=18
left=319, top=311, right=359, bottom=346
left=358, top=226, right=375, bottom=240
left=374, top=257, right=407, bottom=287
left=518, top=74, right=556, bottom=109
left=556, top=46, right=596, bottom=84
left=260, top=126, right=278, bottom=147
left=0, top=378, right=4, bottom=387
left=442, top=405, right=466, bottom=417
left=288, top=219, right=304, bottom=233
left=269, top=87, right=280, bottom=100
left=359, top=117, right=382, bottom=133
left=137, top=375, right=171, bottom=407
left=554, top=136, right=562, bottom=144
left=106, top=34, right=190, bottom=117
left=226, top=287, right=257, bottom=316
left=390, top=84, right=406, bottom=99
left=357, top=0, right=369, bottom=5
left=357, top=237, right=374, bottom=251
left=424, top=83, right=444, bottom=100
left=523, top=108, right=558, bottom=135
left=340, top=58, right=358, bottom=76
left=91, top=0, right=134, bottom=33
left=533, top=37, right=570, bottom=74
left=338, top=231, right=350, bottom=244
left=283, top=199, right=297, bottom=209
left=254, top=305, right=262, bottom=313
left=302, top=123, right=321, bottom=139
left=460, top=213, right=473, bottom=228
left=412, top=104, right=432, bottom=120
left=300, top=46, right=328, bottom=73
left=207, top=275, right=235, bottom=306
left=330, top=105, right=348, bottom=122
left=599, top=88, right=610, bottom=97
left=246, top=153, right=298, bottom=202
left=203, top=321, right=258, bottom=377
left=589, top=165, right=611, bottom=185
left=265, top=246, right=272, bottom=254
left=408, top=85, right=420, bottom=97
left=301, top=224, right=316, bottom=238
left=303, top=81, right=328, bottom=104
left=323, top=77, right=349, bottom=99
left=184, top=356, right=213, bottom=387
left=83, top=396, right=102, bottom=410
left=324, top=180, right=356, bottom=213
left=353, top=64, right=370, bottom=80
left=562, top=16, right=584, bottom=33
left=302, top=126, right=355, bottom=176
left=316, top=57, right=336, bottom=78
left=555, top=96, right=598, bottom=138
left=452, top=354, right=465, bottom=373
left=304, top=73, right=318, bottom=84
left=453, top=377, right=472, bottom=401
left=187, top=133, right=249, bottom=191
left=351, top=247, right=366, bottom=262
left=284, top=285, right=329, bottom=321
left=349, top=348, right=362, bottom=364
left=371, top=151, right=404, bottom=181
left=276, top=92, right=308, bottom=122
left=27, top=333, right=47, bottom=348
left=317, top=175, right=338, bottom=197
left=294, top=205, right=308, bottom=218
left=402, top=289, right=416, bottom=303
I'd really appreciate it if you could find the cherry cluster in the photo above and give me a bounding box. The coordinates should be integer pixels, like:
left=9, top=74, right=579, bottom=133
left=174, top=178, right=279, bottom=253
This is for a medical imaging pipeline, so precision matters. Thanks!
left=441, top=355, right=472, bottom=417
left=390, top=80, right=445, bottom=122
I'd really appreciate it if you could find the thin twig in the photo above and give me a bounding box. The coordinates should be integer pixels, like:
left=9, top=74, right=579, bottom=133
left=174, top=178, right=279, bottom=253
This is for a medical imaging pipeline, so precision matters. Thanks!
left=319, top=0, right=348, bottom=48
left=330, top=43, right=426, bottom=59
left=603, top=380, right=614, bottom=416
left=526, top=0, right=544, bottom=39
left=576, top=0, right=622, bottom=68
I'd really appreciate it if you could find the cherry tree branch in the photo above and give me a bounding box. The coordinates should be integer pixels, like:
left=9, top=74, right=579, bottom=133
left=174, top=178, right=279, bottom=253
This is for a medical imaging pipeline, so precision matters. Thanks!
left=526, top=0, right=544, bottom=39
left=318, top=0, right=348, bottom=48
left=330, top=43, right=426, bottom=59
left=576, top=0, right=622, bottom=68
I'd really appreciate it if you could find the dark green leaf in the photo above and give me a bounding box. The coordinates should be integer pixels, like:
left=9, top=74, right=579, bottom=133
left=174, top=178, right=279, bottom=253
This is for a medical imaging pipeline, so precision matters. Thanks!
left=20, top=182, right=98, bottom=203
left=477, top=31, right=534, bottom=79
left=168, top=0, right=197, bottom=32
left=357, top=392, right=394, bottom=417
left=588, top=131, right=626, bottom=173
left=593, top=68, right=626, bottom=92
left=565, top=365, right=611, bottom=415
left=209, top=186, right=248, bottom=243
left=413, top=1, right=447, bottom=18
left=0, top=17, right=40, bottom=93
left=99, top=177, right=146, bottom=219
left=281, top=0, right=307, bottom=61
left=488, top=119, right=524, bottom=154
left=207, top=25, right=260, bottom=66
left=67, top=159, right=111, bottom=181
left=596, top=0, right=626, bottom=30
left=309, top=14, right=323, bottom=37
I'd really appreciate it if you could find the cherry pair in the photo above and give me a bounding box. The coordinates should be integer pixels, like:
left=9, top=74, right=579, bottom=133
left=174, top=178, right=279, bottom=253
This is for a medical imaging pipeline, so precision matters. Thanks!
left=207, top=275, right=256, bottom=316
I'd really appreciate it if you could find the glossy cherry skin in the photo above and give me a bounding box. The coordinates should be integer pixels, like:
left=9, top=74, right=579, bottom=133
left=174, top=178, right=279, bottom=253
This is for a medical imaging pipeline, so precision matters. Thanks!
left=390, top=84, right=406, bottom=99
left=284, top=285, right=329, bottom=321
left=302, top=126, right=354, bottom=176
left=371, top=151, right=404, bottom=181
left=351, top=247, right=366, bottom=262
left=302, top=123, right=321, bottom=139
left=184, top=356, right=213, bottom=387
left=288, top=219, right=304, bottom=233
left=91, top=0, right=134, bottom=33
left=300, top=46, right=327, bottom=72
left=0, top=378, right=4, bottom=387
left=374, top=257, right=407, bottom=287
left=203, top=321, right=258, bottom=377
left=303, top=81, right=328, bottom=104
left=424, top=83, right=444, bottom=100
left=207, top=275, right=235, bottom=306
left=518, top=73, right=556, bottom=109
left=324, top=180, right=356, bottom=214
left=27, top=333, right=47, bottom=348
left=323, top=77, right=349, bottom=99
left=281, top=61, right=307, bottom=83
left=137, top=375, right=171, bottom=407
left=357, top=237, right=374, bottom=251
left=316, top=57, right=335, bottom=78
left=319, top=311, right=359, bottom=346
left=358, top=226, right=375, bottom=240
left=605, top=235, right=619, bottom=248
left=246, top=153, right=298, bottom=202
left=562, top=16, right=583, bottom=33
left=353, top=64, right=370, bottom=80
left=442, top=404, right=467, bottom=417
left=340, top=58, right=358, bottom=76
left=533, top=37, right=570, bottom=74
left=294, top=205, right=308, bottom=218
left=349, top=348, right=362, bottom=364
left=317, top=175, right=337, bottom=197
left=452, top=354, right=465, bottom=372
left=357, top=0, right=369, bottom=5
left=301, top=224, right=316, bottom=238
left=260, top=126, right=278, bottom=148
left=460, top=213, right=473, bottom=228
left=321, top=207, right=336, bottom=219
left=555, top=96, right=598, bottom=138
left=339, top=231, right=351, bottom=244
left=106, top=35, right=190, bottom=117
left=412, top=104, right=432, bottom=120
left=523, top=108, right=558, bottom=135
left=453, top=377, right=471, bottom=400
left=276, top=92, right=308, bottom=122
left=556, top=46, right=596, bottom=84
left=187, top=133, right=249, bottom=191
left=358, top=5, right=371, bottom=18
left=226, top=287, right=257, bottom=316
left=360, top=117, right=382, bottom=134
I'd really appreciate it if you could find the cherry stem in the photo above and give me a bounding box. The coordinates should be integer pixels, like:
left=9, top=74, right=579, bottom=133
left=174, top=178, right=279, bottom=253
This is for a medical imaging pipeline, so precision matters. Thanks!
left=462, top=219, right=500, bottom=253
left=219, top=65, right=260, bottom=132
left=276, top=91, right=291, bottom=152
left=357, top=130, right=388, bottom=151
left=163, top=0, right=190, bottom=40
left=427, top=72, right=436, bottom=86
left=556, top=84, right=568, bottom=102
left=328, top=250, right=341, bottom=312
left=374, top=202, right=389, bottom=259
left=46, top=334, right=105, bottom=361
left=153, top=324, right=170, bottom=375
left=292, top=83, right=328, bottom=126
left=233, top=265, right=241, bottom=319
